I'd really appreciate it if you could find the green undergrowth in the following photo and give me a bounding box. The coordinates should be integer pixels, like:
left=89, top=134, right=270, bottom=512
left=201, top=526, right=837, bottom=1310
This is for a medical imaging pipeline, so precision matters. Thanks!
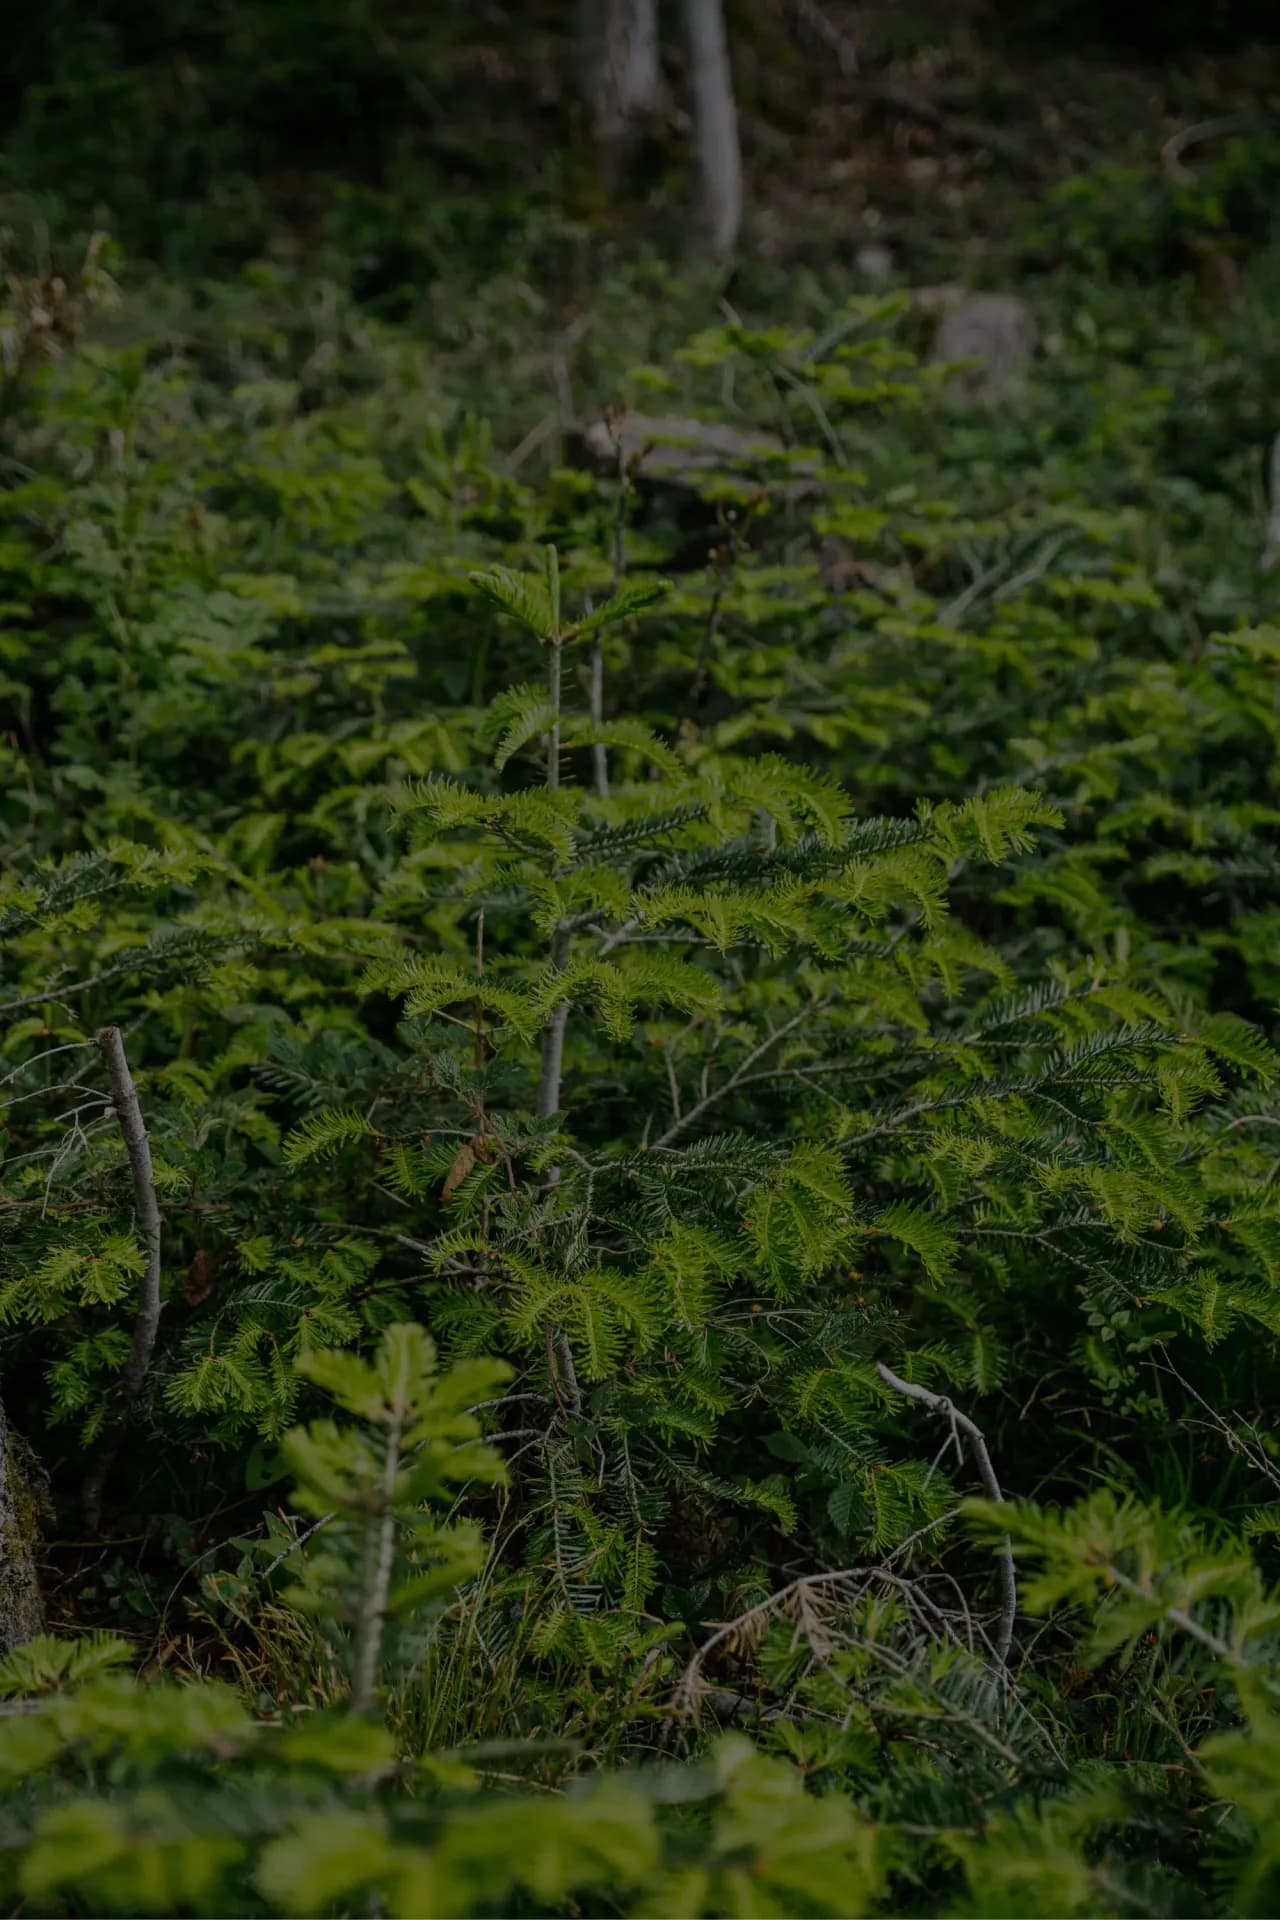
left=2, top=85, right=1280, bottom=1918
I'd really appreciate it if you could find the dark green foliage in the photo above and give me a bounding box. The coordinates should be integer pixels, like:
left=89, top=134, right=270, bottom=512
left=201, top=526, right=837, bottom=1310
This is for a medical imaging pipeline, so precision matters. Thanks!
left=5, top=14, right=1280, bottom=1914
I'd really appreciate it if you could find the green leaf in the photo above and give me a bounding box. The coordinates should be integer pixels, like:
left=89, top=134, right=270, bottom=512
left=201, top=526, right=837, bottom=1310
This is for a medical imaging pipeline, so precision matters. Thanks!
left=470, top=565, right=554, bottom=639
left=571, top=578, right=671, bottom=638
left=281, top=1106, right=374, bottom=1166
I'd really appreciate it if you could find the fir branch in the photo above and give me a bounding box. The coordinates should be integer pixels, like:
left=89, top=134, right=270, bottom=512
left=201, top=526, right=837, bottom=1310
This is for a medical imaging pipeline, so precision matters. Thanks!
left=0, top=930, right=246, bottom=1017
left=571, top=803, right=710, bottom=865
left=0, top=1041, right=93, bottom=1089
left=0, top=963, right=141, bottom=1017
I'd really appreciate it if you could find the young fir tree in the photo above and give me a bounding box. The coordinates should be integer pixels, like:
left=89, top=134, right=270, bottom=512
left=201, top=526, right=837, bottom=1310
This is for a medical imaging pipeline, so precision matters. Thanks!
left=6, top=559, right=1280, bottom=1917
left=5, top=272, right=1280, bottom=1914
left=281, top=550, right=1275, bottom=1666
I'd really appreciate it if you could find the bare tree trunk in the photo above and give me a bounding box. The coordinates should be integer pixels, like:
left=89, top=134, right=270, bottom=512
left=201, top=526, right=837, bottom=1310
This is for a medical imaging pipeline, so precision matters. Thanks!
left=576, top=0, right=662, bottom=192
left=682, top=0, right=742, bottom=261
left=1264, top=430, right=1280, bottom=572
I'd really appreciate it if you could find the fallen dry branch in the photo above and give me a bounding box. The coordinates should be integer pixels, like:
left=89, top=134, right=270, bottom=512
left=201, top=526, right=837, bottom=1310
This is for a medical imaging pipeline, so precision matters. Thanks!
left=876, top=1361, right=1017, bottom=1673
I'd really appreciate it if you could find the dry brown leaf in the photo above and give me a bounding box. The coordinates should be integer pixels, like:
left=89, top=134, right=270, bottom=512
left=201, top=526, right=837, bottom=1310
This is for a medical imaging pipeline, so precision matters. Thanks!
left=183, top=1248, right=217, bottom=1309
left=442, top=1140, right=477, bottom=1202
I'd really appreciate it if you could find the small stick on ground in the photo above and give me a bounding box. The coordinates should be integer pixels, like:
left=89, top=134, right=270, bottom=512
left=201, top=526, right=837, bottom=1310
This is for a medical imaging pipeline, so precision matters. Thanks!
left=81, top=1027, right=163, bottom=1531
left=876, top=1360, right=1017, bottom=1675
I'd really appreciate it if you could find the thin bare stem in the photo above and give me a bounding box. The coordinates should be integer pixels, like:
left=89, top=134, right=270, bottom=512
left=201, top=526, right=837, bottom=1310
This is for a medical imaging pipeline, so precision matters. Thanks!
left=589, top=641, right=608, bottom=800
left=535, top=556, right=583, bottom=1418
left=350, top=1405, right=402, bottom=1714
left=546, top=641, right=562, bottom=793
left=679, top=556, right=727, bottom=741
left=653, top=1001, right=822, bottom=1150
left=588, top=415, right=630, bottom=802
left=1149, top=1347, right=1280, bottom=1493
left=82, top=1027, right=164, bottom=1531
left=537, top=930, right=581, bottom=1414
left=537, top=920, right=573, bottom=1132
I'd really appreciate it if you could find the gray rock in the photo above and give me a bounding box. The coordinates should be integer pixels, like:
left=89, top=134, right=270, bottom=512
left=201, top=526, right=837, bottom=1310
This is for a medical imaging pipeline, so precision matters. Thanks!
left=928, top=293, right=1036, bottom=403
left=579, top=412, right=816, bottom=488
left=854, top=242, right=895, bottom=283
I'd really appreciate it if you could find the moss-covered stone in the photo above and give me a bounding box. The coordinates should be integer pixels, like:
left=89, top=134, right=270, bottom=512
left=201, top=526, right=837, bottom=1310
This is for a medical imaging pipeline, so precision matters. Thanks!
left=0, top=1396, right=45, bottom=1654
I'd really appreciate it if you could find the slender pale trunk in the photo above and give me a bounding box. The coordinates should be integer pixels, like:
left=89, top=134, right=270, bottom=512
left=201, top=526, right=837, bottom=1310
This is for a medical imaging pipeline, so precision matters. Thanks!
left=682, top=0, right=742, bottom=261
left=590, top=420, right=629, bottom=803
left=537, top=552, right=583, bottom=1415
left=537, top=912, right=581, bottom=1418
left=82, top=1026, right=164, bottom=1529
left=1264, top=431, right=1280, bottom=572
left=577, top=0, right=662, bottom=192
left=350, top=1407, right=402, bottom=1714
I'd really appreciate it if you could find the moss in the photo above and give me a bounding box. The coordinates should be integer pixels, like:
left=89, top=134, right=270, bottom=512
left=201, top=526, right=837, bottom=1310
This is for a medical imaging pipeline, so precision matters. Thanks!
left=0, top=1417, right=46, bottom=1652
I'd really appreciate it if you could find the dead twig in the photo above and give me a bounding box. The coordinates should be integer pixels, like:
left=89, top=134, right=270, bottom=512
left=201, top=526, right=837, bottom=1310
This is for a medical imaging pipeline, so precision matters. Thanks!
left=81, top=1028, right=164, bottom=1531
left=1160, top=115, right=1253, bottom=182
left=548, top=312, right=594, bottom=435
left=1149, top=1346, right=1280, bottom=1493
left=876, top=1361, right=1017, bottom=1675
left=652, top=1000, right=825, bottom=1149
